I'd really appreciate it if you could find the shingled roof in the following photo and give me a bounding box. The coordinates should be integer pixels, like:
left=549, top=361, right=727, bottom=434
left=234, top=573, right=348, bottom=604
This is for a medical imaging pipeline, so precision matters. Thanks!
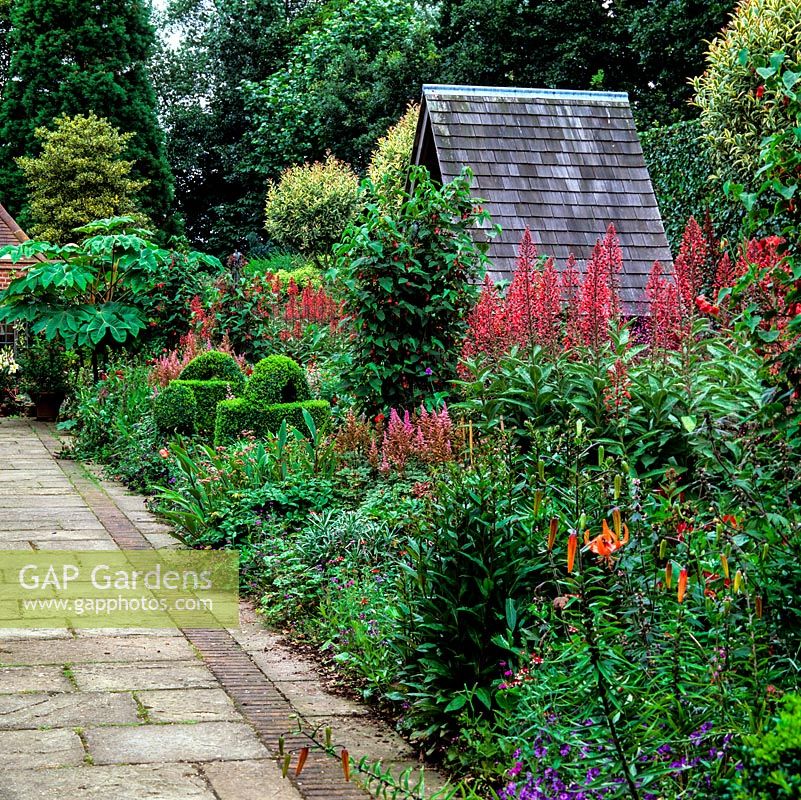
left=412, top=85, right=673, bottom=314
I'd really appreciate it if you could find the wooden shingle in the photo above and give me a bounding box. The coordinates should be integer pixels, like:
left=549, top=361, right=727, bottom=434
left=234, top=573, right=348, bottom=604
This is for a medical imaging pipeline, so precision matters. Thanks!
left=412, top=85, right=673, bottom=314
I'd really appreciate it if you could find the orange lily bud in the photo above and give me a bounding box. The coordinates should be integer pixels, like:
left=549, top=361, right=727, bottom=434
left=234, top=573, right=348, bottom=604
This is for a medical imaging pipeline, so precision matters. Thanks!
left=341, top=749, right=351, bottom=782
left=295, top=747, right=310, bottom=776
left=567, top=531, right=578, bottom=573
left=278, top=736, right=285, bottom=756
left=612, top=507, right=622, bottom=538
left=659, top=539, right=667, bottom=560
left=734, top=570, right=743, bottom=594
left=665, top=563, right=673, bottom=590
left=755, top=596, right=763, bottom=618
left=678, top=568, right=688, bottom=603
left=547, top=517, right=558, bottom=552
left=720, top=554, right=729, bottom=580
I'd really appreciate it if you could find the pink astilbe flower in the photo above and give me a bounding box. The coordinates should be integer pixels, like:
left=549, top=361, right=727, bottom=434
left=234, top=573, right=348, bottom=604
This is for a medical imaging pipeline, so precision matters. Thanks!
left=577, top=230, right=618, bottom=350
left=416, top=404, right=454, bottom=464
left=506, top=228, right=539, bottom=347
left=536, top=256, right=562, bottom=353
left=460, top=274, right=510, bottom=374
left=379, top=408, right=418, bottom=474
left=674, top=217, right=707, bottom=313
left=645, top=260, right=681, bottom=351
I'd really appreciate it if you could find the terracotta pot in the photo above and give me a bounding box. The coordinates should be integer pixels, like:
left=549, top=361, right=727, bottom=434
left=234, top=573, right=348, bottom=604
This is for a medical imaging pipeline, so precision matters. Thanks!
left=34, top=392, right=64, bottom=421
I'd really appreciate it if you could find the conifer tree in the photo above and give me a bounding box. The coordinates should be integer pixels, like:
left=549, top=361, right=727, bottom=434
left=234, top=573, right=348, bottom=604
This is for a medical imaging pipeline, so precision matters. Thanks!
left=0, top=0, right=173, bottom=228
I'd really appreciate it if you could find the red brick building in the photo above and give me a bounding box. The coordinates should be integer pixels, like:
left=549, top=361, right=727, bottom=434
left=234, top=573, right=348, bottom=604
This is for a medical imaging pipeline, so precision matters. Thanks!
left=0, top=204, right=40, bottom=345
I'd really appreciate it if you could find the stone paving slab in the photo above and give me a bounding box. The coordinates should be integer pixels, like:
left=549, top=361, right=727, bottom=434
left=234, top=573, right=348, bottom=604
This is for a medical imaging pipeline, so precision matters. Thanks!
left=72, top=660, right=218, bottom=692
left=0, top=691, right=138, bottom=729
left=201, top=759, right=304, bottom=800
left=137, top=687, right=243, bottom=723
left=273, top=680, right=370, bottom=718
left=0, top=728, right=85, bottom=769
left=0, top=763, right=216, bottom=800
left=0, top=634, right=195, bottom=665
left=85, top=721, right=270, bottom=765
left=0, top=665, right=75, bottom=693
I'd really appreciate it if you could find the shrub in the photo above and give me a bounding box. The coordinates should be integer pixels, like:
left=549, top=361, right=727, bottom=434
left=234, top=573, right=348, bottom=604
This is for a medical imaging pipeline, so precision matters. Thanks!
left=640, top=119, right=743, bottom=250
left=367, top=103, right=419, bottom=201
left=733, top=694, right=801, bottom=799
left=214, top=397, right=331, bottom=445
left=246, top=354, right=311, bottom=407
left=179, top=350, right=245, bottom=393
left=335, top=165, right=491, bottom=411
left=153, top=382, right=196, bottom=435
left=692, top=0, right=801, bottom=188
left=170, top=379, right=234, bottom=436
left=263, top=154, right=359, bottom=260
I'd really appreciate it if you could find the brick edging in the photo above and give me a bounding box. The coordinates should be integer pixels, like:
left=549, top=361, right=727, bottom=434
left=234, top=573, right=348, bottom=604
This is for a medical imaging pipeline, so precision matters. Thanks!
left=33, top=422, right=371, bottom=799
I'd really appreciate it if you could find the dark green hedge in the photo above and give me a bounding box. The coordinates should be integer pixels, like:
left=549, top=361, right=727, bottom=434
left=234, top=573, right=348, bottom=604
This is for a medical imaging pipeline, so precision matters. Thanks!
left=172, top=379, right=238, bottom=435
left=640, top=118, right=743, bottom=251
left=179, top=351, right=245, bottom=394
left=153, top=382, right=197, bottom=435
left=246, top=354, right=311, bottom=407
left=214, top=398, right=331, bottom=445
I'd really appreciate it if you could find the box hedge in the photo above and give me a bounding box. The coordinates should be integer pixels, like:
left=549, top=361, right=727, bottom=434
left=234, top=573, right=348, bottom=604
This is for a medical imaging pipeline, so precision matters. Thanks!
left=171, top=379, right=237, bottom=435
left=179, top=351, right=245, bottom=394
left=153, top=382, right=197, bottom=435
left=215, top=398, right=331, bottom=445
left=246, top=354, right=311, bottom=406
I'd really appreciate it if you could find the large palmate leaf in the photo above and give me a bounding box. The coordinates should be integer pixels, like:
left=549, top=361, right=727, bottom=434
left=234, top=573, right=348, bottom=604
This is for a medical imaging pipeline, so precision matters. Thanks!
left=79, top=302, right=147, bottom=346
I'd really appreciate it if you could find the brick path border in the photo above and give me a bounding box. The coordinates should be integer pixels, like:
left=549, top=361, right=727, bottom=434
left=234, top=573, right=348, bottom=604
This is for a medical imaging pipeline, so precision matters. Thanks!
left=34, top=423, right=371, bottom=800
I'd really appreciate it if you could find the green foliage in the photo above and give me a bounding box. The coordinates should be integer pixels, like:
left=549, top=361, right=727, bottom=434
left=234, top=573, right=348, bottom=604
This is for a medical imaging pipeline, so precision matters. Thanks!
left=334, top=166, right=491, bottom=411
left=246, top=0, right=439, bottom=176
left=0, top=0, right=10, bottom=95
left=263, top=155, right=359, bottom=259
left=170, top=379, right=235, bottom=436
left=640, top=119, right=743, bottom=250
left=214, top=397, right=331, bottom=445
left=0, top=217, right=219, bottom=373
left=153, top=381, right=197, bottom=435
left=734, top=694, right=801, bottom=799
left=179, top=350, right=245, bottom=392
left=693, top=0, right=801, bottom=189
left=246, top=354, right=311, bottom=406
left=17, top=113, right=147, bottom=244
left=0, top=0, right=173, bottom=227
left=17, top=335, right=73, bottom=397
left=367, top=104, right=419, bottom=201
left=397, top=452, right=546, bottom=743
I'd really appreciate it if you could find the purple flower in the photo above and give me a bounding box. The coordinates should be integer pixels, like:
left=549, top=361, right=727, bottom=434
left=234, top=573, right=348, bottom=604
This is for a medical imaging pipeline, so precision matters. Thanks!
left=425, top=367, right=433, bottom=375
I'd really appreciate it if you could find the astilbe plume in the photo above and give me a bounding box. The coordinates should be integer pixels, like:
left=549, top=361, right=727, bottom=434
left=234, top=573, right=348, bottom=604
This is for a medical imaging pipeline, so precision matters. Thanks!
left=460, top=274, right=510, bottom=374
left=674, top=217, right=707, bottom=313
left=576, top=224, right=623, bottom=350
left=380, top=409, right=417, bottom=474
left=506, top=228, right=539, bottom=347
left=645, top=261, right=681, bottom=350
left=415, top=404, right=454, bottom=464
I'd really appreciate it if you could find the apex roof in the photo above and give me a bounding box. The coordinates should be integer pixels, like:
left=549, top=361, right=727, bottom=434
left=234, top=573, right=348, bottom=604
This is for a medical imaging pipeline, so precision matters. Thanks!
left=412, top=85, right=673, bottom=314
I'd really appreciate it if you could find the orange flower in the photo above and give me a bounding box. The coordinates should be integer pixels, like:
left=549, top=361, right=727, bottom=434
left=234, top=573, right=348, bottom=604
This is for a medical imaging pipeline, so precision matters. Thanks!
left=678, top=568, right=688, bottom=604
left=341, top=749, right=351, bottom=782
left=295, top=746, right=310, bottom=776
left=567, top=531, right=578, bottom=573
left=584, top=519, right=629, bottom=568
left=719, top=554, right=729, bottom=580
left=547, top=518, right=558, bottom=552
left=612, top=507, right=622, bottom=538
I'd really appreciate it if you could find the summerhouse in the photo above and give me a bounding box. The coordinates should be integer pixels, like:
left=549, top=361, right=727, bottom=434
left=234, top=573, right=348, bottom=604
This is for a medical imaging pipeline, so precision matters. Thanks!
left=411, top=85, right=672, bottom=314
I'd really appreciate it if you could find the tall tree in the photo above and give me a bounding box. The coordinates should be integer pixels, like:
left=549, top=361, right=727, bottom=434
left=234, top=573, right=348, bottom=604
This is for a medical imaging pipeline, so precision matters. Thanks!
left=0, top=0, right=10, bottom=96
left=246, top=0, right=439, bottom=179
left=154, top=0, right=318, bottom=253
left=0, top=0, right=173, bottom=228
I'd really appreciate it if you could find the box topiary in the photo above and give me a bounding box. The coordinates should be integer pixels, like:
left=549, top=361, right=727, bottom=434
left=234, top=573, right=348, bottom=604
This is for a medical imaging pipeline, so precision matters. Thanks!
left=245, top=354, right=311, bottom=407
left=170, top=379, right=236, bottom=435
left=179, top=351, right=245, bottom=394
left=214, top=354, right=330, bottom=445
left=153, top=382, right=197, bottom=435
left=214, top=398, right=331, bottom=444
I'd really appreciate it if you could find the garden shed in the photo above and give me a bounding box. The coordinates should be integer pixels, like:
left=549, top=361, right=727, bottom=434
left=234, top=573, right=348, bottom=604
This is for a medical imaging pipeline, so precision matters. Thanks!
left=411, top=85, right=673, bottom=314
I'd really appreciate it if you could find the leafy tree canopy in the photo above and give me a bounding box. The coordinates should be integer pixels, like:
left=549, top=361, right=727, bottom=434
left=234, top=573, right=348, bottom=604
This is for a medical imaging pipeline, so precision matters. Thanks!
left=18, top=113, right=147, bottom=244
left=0, top=0, right=173, bottom=229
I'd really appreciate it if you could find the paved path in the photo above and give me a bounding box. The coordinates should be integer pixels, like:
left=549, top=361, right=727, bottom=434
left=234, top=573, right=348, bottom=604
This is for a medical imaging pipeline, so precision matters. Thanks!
left=0, top=419, right=426, bottom=800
